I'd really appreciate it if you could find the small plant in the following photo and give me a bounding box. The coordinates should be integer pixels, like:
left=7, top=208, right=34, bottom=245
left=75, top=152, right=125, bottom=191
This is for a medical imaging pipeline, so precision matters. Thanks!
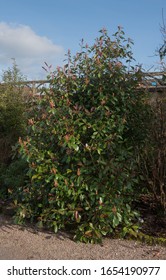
left=16, top=27, right=151, bottom=242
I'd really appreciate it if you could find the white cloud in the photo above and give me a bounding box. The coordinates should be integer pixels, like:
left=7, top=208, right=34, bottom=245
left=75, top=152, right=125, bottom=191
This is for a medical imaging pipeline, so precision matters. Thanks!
left=0, top=22, right=64, bottom=79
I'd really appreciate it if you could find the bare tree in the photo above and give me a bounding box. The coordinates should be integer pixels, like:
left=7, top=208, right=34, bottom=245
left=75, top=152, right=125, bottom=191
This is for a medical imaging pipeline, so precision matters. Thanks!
left=159, top=10, right=166, bottom=61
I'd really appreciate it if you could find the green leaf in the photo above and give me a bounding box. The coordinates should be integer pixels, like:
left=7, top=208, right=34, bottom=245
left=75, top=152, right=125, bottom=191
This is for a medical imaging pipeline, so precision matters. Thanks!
left=38, top=203, right=43, bottom=208
left=53, top=222, right=58, bottom=233
left=117, top=212, right=122, bottom=222
left=113, top=215, right=120, bottom=228
left=36, top=221, right=43, bottom=229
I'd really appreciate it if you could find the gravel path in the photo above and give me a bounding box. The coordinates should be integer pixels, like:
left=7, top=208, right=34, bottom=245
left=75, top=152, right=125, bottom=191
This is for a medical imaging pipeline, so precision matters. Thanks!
left=0, top=214, right=165, bottom=260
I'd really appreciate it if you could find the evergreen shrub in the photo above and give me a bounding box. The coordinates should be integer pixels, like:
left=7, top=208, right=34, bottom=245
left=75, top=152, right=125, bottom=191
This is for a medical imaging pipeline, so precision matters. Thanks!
left=0, top=60, right=27, bottom=164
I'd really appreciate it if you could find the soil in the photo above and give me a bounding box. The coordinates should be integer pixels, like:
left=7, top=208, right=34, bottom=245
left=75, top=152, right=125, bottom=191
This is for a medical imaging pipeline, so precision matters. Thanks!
left=0, top=214, right=166, bottom=260
left=0, top=195, right=165, bottom=260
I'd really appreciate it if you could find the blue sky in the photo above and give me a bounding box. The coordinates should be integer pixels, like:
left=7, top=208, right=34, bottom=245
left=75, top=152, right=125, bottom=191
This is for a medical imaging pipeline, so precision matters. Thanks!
left=0, top=0, right=165, bottom=80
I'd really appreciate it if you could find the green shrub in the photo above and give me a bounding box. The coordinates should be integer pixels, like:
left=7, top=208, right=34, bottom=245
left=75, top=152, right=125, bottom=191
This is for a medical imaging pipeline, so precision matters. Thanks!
left=0, top=158, right=28, bottom=200
left=0, top=60, right=27, bottom=164
left=0, top=60, right=29, bottom=203
left=16, top=27, right=150, bottom=242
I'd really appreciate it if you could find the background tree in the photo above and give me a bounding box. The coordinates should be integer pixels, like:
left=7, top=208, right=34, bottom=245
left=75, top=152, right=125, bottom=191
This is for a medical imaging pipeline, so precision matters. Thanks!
left=0, top=59, right=26, bottom=164
left=159, top=11, right=166, bottom=62
left=2, top=58, right=26, bottom=83
left=0, top=60, right=25, bottom=163
left=0, top=59, right=29, bottom=201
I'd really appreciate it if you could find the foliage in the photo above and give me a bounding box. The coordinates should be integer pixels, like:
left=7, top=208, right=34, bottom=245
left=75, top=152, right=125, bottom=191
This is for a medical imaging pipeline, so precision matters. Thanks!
left=139, top=97, right=166, bottom=212
left=2, top=58, right=26, bottom=84
left=0, top=158, right=28, bottom=200
left=16, top=27, right=151, bottom=242
left=0, top=60, right=27, bottom=164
